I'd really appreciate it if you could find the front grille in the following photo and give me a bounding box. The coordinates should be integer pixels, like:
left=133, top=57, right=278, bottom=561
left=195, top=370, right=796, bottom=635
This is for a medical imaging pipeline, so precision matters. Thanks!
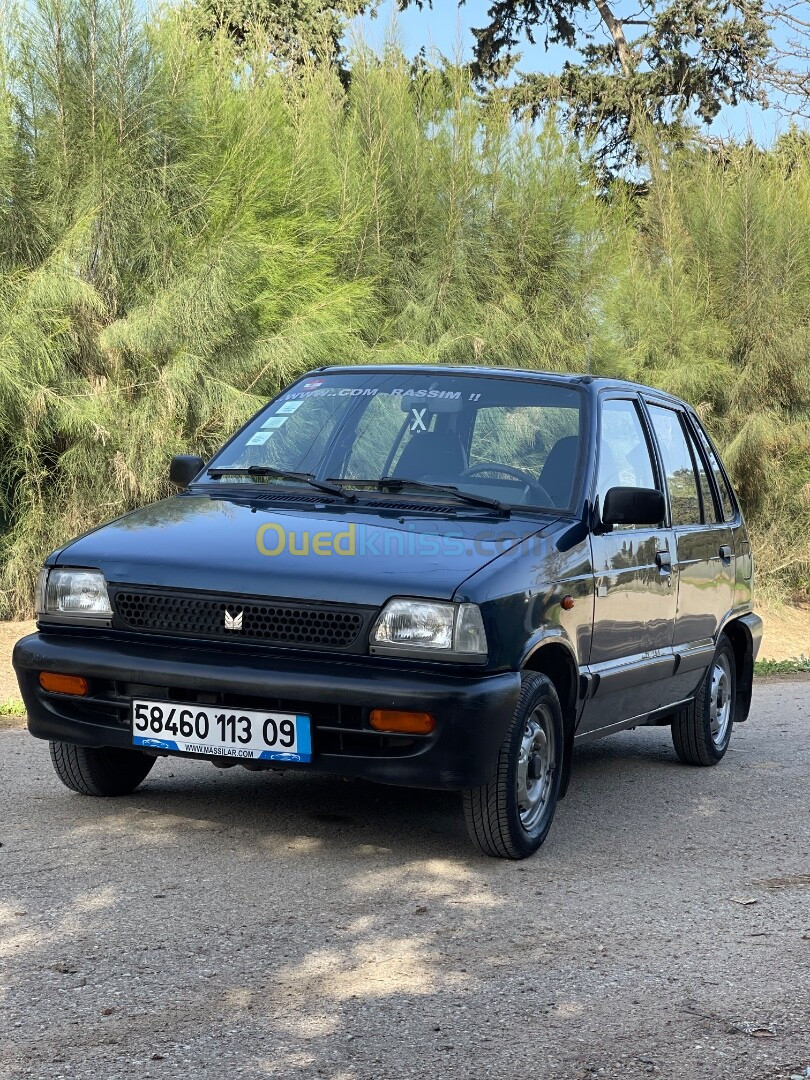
left=111, top=587, right=370, bottom=652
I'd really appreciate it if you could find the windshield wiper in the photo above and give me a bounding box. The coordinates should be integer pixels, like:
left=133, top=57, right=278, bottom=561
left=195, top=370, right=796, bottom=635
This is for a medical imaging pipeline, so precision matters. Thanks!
left=336, top=476, right=509, bottom=515
left=207, top=466, right=354, bottom=501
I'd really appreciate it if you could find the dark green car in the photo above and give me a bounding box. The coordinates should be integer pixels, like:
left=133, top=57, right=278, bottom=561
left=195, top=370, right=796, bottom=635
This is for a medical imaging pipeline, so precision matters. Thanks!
left=14, top=367, right=762, bottom=858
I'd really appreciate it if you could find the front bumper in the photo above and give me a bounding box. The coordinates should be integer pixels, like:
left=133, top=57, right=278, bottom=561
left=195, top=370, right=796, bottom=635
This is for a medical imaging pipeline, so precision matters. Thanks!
left=13, top=632, right=520, bottom=790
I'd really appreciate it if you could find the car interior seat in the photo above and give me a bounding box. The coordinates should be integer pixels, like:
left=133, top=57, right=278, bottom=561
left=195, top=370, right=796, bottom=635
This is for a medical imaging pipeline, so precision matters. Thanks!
left=392, top=429, right=468, bottom=482
left=538, top=435, right=579, bottom=508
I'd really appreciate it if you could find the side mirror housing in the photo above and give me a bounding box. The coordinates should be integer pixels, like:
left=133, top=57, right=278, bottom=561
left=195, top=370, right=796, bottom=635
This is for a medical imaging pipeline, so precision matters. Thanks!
left=169, top=454, right=205, bottom=488
left=601, top=486, right=665, bottom=528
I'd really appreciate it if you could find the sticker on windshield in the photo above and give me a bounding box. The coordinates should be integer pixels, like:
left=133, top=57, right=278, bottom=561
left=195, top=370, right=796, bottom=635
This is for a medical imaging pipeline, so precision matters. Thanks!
left=302, top=379, right=323, bottom=390
left=246, top=431, right=273, bottom=446
left=410, top=408, right=428, bottom=432
left=276, top=401, right=302, bottom=415
left=391, top=389, right=462, bottom=399
left=260, top=416, right=289, bottom=430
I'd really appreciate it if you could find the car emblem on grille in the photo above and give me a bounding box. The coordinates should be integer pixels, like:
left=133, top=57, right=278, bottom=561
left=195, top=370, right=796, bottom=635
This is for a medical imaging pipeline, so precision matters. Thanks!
left=223, top=609, right=243, bottom=630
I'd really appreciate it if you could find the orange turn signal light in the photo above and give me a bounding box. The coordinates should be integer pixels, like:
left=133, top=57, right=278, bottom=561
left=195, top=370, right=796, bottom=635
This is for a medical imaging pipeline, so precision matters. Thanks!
left=370, top=709, right=435, bottom=735
left=39, top=672, right=89, bottom=696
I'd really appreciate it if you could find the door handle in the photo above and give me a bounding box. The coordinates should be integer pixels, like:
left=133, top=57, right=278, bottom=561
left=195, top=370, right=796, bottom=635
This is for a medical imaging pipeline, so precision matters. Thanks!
left=656, top=550, right=672, bottom=571
left=719, top=545, right=733, bottom=560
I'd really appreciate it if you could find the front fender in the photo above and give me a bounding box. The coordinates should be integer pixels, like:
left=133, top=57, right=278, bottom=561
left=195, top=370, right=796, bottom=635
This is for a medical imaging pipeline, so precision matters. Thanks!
left=520, top=626, right=581, bottom=673
left=519, top=629, right=583, bottom=801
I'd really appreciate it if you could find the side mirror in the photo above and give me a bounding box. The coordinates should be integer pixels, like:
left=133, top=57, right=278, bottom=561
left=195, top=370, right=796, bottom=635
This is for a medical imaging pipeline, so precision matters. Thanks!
left=169, top=454, right=206, bottom=488
left=601, top=486, right=665, bottom=528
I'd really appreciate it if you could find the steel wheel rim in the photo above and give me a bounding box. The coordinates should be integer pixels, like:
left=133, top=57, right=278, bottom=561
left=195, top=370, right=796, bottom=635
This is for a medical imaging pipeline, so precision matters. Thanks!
left=516, top=704, right=555, bottom=831
left=709, top=653, right=733, bottom=747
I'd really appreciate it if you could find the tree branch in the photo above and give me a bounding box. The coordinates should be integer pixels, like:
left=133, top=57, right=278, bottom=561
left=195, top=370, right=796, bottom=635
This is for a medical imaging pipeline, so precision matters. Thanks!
left=592, top=0, right=634, bottom=76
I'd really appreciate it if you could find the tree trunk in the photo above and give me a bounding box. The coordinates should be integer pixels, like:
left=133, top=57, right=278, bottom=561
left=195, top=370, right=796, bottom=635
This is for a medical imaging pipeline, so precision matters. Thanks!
left=592, top=0, right=634, bottom=76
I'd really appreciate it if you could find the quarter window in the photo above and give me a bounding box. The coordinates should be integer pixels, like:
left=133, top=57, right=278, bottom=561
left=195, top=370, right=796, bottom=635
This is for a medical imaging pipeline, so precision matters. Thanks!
left=692, top=423, right=736, bottom=522
left=647, top=405, right=701, bottom=526
left=684, top=423, right=718, bottom=523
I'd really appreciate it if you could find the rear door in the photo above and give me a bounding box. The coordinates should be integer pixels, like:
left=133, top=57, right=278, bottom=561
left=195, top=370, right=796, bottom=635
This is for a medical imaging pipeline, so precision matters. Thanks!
left=581, top=395, right=678, bottom=736
left=691, top=418, right=753, bottom=609
left=644, top=401, right=735, bottom=691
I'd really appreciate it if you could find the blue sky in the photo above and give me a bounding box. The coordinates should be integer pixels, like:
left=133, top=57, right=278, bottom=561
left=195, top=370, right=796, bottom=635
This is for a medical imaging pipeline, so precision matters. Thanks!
left=353, top=0, right=806, bottom=146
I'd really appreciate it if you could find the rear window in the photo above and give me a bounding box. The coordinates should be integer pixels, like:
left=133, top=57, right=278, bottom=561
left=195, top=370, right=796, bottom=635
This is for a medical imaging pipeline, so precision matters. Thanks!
left=647, top=405, right=702, bottom=527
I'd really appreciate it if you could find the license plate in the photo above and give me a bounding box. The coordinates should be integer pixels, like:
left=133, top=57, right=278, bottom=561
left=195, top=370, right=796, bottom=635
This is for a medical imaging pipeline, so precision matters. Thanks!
left=131, top=699, right=311, bottom=763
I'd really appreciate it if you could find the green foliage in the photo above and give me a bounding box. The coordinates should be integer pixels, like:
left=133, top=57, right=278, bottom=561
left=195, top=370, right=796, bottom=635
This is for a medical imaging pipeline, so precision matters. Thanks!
left=192, top=0, right=368, bottom=84
left=0, top=0, right=807, bottom=616
left=399, top=0, right=771, bottom=170
left=608, top=141, right=810, bottom=597
left=0, top=697, right=26, bottom=717
left=755, top=657, right=810, bottom=675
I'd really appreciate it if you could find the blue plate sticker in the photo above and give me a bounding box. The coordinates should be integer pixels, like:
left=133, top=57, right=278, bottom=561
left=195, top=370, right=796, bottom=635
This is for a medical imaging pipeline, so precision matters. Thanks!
left=134, top=737, right=177, bottom=751
left=296, top=714, right=312, bottom=759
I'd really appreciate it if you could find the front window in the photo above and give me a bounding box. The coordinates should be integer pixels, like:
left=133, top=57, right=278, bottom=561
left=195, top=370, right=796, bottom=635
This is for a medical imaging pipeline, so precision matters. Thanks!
left=595, top=398, right=657, bottom=530
left=206, top=371, right=586, bottom=511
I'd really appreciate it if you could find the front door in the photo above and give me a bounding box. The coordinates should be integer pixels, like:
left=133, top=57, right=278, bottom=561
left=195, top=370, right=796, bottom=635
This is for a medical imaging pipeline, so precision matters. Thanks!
left=581, top=396, right=678, bottom=737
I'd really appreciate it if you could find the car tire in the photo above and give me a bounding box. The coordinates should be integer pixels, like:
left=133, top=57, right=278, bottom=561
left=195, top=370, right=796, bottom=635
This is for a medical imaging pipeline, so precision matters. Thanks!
left=49, top=741, right=155, bottom=796
left=671, top=637, right=736, bottom=766
left=463, top=672, right=564, bottom=859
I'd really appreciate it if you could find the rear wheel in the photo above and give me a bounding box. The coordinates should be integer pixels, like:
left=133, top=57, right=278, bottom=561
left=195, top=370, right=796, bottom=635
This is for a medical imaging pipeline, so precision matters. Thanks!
left=49, top=741, right=155, bottom=796
left=671, top=637, right=736, bottom=766
left=463, top=672, right=564, bottom=859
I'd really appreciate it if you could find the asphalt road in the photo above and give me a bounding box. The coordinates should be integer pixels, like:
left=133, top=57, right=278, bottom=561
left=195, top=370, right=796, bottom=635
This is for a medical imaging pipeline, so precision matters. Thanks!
left=2, top=678, right=808, bottom=1080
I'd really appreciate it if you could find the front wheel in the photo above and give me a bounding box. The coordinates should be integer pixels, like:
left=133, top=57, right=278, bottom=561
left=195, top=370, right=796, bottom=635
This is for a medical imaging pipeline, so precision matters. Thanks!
left=671, top=637, right=736, bottom=766
left=50, top=741, right=155, bottom=796
left=463, top=672, right=564, bottom=859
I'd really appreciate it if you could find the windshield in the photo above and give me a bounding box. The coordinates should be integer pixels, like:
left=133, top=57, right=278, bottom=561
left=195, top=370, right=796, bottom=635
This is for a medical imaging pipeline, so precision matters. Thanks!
left=206, top=371, right=585, bottom=511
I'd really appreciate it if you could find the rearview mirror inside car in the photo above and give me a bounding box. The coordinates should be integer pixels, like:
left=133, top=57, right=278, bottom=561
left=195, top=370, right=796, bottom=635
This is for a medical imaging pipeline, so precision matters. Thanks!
left=398, top=394, right=463, bottom=414
left=169, top=454, right=206, bottom=488
left=601, top=486, right=665, bottom=528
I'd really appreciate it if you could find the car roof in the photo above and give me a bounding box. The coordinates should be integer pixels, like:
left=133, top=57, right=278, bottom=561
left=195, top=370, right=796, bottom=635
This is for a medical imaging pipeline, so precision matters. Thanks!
left=313, top=364, right=694, bottom=411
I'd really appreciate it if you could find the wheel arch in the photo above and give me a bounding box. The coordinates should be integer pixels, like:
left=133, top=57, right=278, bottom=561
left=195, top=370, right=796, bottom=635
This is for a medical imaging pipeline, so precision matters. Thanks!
left=720, top=616, right=756, bottom=724
left=521, top=638, right=579, bottom=798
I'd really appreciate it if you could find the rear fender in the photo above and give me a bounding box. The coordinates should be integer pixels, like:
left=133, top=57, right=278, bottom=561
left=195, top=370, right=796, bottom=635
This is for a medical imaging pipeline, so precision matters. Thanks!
left=719, top=612, right=763, bottom=724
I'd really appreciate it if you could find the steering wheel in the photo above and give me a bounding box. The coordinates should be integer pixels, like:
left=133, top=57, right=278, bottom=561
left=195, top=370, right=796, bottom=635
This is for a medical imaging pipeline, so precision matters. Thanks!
left=460, top=462, right=554, bottom=507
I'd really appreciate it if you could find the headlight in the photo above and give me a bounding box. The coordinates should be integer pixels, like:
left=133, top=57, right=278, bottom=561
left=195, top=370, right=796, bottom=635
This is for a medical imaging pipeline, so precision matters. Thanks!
left=370, top=599, right=487, bottom=661
left=38, top=568, right=112, bottom=620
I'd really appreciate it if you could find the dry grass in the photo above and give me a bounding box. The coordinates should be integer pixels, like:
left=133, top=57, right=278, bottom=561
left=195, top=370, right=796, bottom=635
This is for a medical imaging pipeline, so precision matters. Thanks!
left=0, top=621, right=34, bottom=702
left=758, top=602, right=810, bottom=661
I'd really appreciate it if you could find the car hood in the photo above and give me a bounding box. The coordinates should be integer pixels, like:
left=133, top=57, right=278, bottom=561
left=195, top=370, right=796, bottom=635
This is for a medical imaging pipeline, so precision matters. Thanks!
left=53, top=493, right=560, bottom=606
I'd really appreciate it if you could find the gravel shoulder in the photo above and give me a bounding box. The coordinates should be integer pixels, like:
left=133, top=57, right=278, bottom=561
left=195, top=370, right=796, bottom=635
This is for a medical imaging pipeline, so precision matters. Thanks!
left=1, top=680, right=808, bottom=1080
